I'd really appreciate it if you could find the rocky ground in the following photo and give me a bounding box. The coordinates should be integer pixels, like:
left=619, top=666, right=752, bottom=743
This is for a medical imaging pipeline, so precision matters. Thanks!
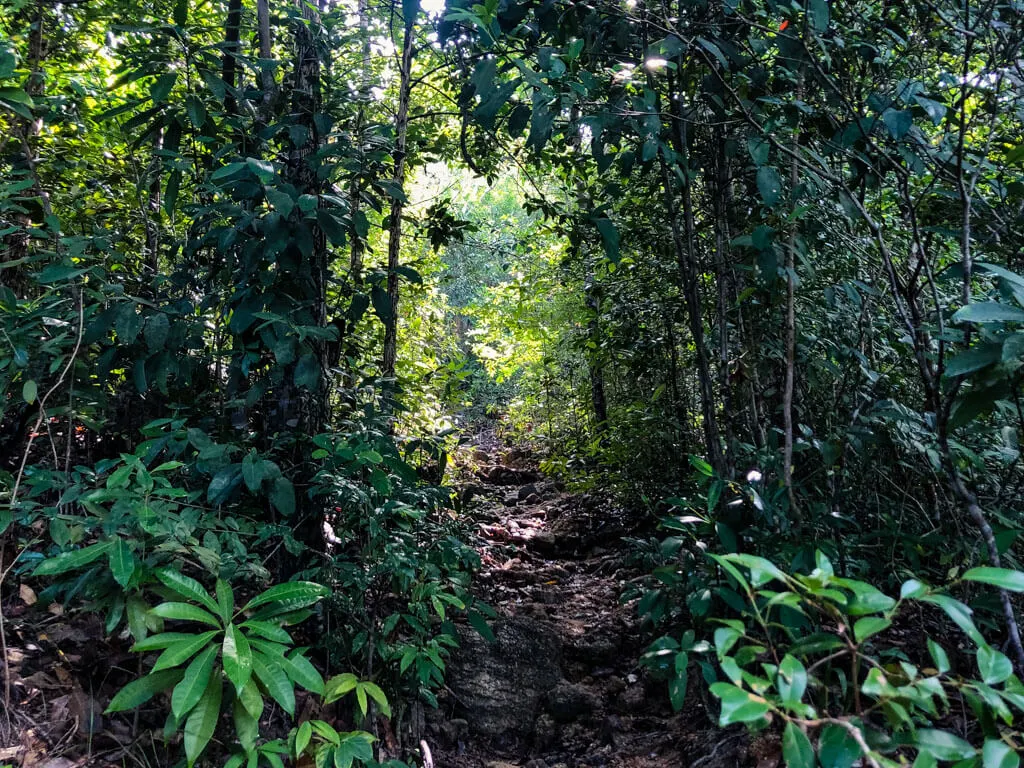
left=425, top=444, right=743, bottom=768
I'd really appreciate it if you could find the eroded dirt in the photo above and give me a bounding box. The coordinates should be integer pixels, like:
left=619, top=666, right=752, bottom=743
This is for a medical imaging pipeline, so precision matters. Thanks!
left=427, top=443, right=736, bottom=768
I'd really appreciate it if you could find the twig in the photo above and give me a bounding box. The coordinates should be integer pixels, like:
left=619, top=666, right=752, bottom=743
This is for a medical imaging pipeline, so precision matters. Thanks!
left=419, top=739, right=434, bottom=768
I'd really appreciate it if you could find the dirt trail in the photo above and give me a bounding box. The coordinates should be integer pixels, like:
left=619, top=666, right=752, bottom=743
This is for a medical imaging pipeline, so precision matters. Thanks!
left=429, top=443, right=724, bottom=768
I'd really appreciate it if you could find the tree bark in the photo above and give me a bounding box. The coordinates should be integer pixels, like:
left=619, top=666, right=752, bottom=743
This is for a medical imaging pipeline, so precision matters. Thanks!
left=381, top=6, right=416, bottom=380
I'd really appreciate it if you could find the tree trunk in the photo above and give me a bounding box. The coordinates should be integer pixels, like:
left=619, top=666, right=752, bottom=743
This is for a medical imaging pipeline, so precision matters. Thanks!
left=381, top=7, right=416, bottom=380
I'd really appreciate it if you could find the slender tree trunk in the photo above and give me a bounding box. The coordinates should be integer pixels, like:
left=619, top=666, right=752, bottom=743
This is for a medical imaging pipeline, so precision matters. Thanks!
left=2, top=0, right=46, bottom=297
left=585, top=254, right=608, bottom=435
left=349, top=0, right=372, bottom=288
left=382, top=8, right=416, bottom=380
left=256, top=0, right=276, bottom=125
left=782, top=148, right=800, bottom=522
left=221, top=0, right=243, bottom=116
left=713, top=134, right=735, bottom=479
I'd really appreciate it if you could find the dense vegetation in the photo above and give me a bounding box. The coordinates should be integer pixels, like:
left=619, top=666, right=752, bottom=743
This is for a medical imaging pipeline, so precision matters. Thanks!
left=2, top=0, right=1024, bottom=765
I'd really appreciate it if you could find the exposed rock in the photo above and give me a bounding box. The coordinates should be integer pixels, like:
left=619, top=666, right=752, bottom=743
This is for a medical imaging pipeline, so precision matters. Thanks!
left=517, top=483, right=539, bottom=502
left=545, top=681, right=598, bottom=723
left=449, top=617, right=563, bottom=738
left=533, top=713, right=559, bottom=751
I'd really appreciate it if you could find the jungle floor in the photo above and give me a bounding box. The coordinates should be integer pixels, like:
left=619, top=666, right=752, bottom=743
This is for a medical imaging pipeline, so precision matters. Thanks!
left=423, top=436, right=759, bottom=768
left=0, top=436, right=770, bottom=768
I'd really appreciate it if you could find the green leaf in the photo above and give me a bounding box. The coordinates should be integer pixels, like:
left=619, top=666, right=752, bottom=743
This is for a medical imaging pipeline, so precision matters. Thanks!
left=978, top=645, right=1013, bottom=685
left=916, top=729, right=976, bottom=761
left=927, top=639, right=950, bottom=674
left=882, top=108, right=912, bottom=139
left=709, top=683, right=770, bottom=725
left=669, top=667, right=687, bottom=712
left=239, top=679, right=263, bottom=719
left=223, top=623, right=253, bottom=694
left=782, top=721, right=815, bottom=768
left=106, top=669, right=184, bottom=712
left=151, top=631, right=220, bottom=672
left=963, top=567, right=1024, bottom=592
left=242, top=452, right=263, bottom=493
left=921, top=594, right=984, bottom=645
left=756, top=166, right=783, bottom=207
left=150, top=602, right=222, bottom=628
left=982, top=740, right=1019, bottom=768
left=154, top=568, right=221, bottom=615
left=818, top=723, right=862, bottom=768
left=183, top=672, right=222, bottom=766
left=132, top=632, right=198, bottom=652
left=952, top=302, right=1024, bottom=325
left=171, top=644, right=218, bottom=719
left=853, top=617, right=891, bottom=643
left=151, top=72, right=177, bottom=102
left=777, top=654, right=807, bottom=707
left=269, top=476, right=296, bottom=517
left=283, top=651, right=324, bottom=695
left=294, top=353, right=319, bottom=390
left=109, top=538, right=136, bottom=588
left=296, top=720, right=313, bottom=756
left=243, top=582, right=329, bottom=614
left=0, top=86, right=35, bottom=119
left=164, top=170, right=181, bottom=217
left=34, top=541, right=112, bottom=576
left=233, top=696, right=258, bottom=752
left=215, top=580, right=234, bottom=624
left=945, top=345, right=1002, bottom=378
left=22, top=379, right=37, bottom=404
left=359, top=681, right=391, bottom=717
left=252, top=653, right=295, bottom=715
left=240, top=620, right=292, bottom=644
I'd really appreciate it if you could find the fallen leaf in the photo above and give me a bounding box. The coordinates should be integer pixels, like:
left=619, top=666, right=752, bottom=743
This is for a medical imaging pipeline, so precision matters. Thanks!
left=20, top=584, right=38, bottom=605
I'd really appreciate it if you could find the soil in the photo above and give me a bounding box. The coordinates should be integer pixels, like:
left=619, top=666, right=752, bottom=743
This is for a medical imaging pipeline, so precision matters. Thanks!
left=425, top=440, right=746, bottom=768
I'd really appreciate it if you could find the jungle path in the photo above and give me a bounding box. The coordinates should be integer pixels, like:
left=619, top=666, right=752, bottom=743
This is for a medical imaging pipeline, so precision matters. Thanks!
left=428, top=438, right=742, bottom=768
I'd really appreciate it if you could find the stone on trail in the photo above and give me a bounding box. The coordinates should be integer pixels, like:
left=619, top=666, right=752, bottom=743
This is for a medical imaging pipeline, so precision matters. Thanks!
left=449, top=617, right=562, bottom=738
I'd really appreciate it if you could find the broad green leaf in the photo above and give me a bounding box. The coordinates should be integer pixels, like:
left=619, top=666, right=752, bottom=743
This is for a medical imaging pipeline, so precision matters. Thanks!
left=171, top=644, right=218, bottom=719
left=927, top=639, right=950, bottom=674
left=22, top=379, right=37, bottom=404
left=242, top=452, right=263, bottom=492
left=233, top=697, right=258, bottom=751
left=216, top=579, right=234, bottom=624
left=982, top=740, right=1019, bottom=768
left=777, top=654, right=807, bottom=707
left=359, top=681, right=391, bottom=717
left=223, top=623, right=253, bottom=694
left=756, top=166, right=783, bottom=207
left=916, top=729, right=976, bottom=761
left=818, top=723, right=862, bottom=768
left=782, top=721, right=815, bottom=768
left=952, top=302, right=1024, bottom=325
left=151, top=631, right=219, bottom=672
left=239, top=679, right=264, bottom=719
left=977, top=645, right=1013, bottom=685
left=109, top=538, right=136, bottom=588
left=296, top=720, right=313, bottom=756
left=963, top=567, right=1024, bottom=592
left=269, top=476, right=295, bottom=517
left=853, top=617, right=891, bottom=643
left=253, top=652, right=295, bottom=715
left=240, top=620, right=292, bottom=644
left=150, top=602, right=222, bottom=628
left=183, top=673, right=223, bottom=766
left=283, top=651, right=324, bottom=695
left=35, top=541, right=112, bottom=576
left=153, top=568, right=221, bottom=615
left=920, top=594, right=984, bottom=645
left=242, top=582, right=330, bottom=613
left=106, top=668, right=184, bottom=712
left=709, top=683, right=770, bottom=725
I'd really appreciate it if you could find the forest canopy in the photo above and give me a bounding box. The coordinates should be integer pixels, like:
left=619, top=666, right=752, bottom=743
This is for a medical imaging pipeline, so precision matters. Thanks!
left=2, top=0, right=1024, bottom=765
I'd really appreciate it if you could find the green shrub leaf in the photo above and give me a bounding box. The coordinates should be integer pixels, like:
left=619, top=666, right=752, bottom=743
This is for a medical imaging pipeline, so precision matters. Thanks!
left=171, top=644, right=218, bottom=719
left=183, top=673, right=223, bottom=766
left=962, top=567, right=1024, bottom=593
left=153, top=568, right=221, bottom=615
left=782, top=722, right=815, bottom=768
left=106, top=668, right=184, bottom=712
left=223, top=623, right=253, bottom=694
